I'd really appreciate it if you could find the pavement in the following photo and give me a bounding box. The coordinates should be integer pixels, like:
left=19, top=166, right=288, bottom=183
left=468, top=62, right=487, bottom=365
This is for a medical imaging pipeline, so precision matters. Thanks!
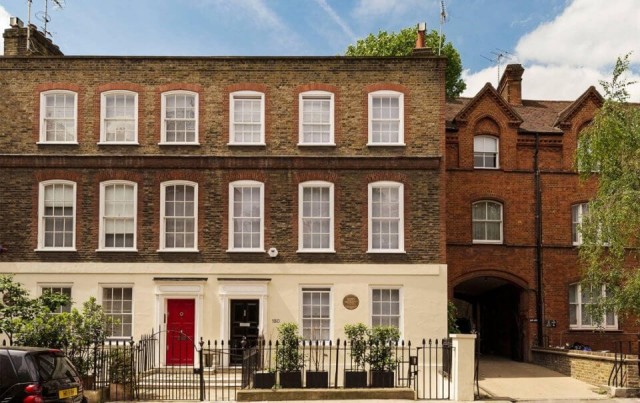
left=476, top=355, right=627, bottom=402
left=114, top=355, right=639, bottom=402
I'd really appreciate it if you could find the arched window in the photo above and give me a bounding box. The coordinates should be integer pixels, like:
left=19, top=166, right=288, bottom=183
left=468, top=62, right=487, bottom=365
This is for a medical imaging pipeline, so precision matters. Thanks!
left=99, top=181, right=137, bottom=250
left=160, top=181, right=198, bottom=251
left=474, top=135, right=499, bottom=168
left=472, top=200, right=503, bottom=243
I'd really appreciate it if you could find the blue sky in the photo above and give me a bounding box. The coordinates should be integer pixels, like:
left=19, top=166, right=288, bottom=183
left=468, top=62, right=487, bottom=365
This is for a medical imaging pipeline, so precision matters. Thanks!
left=0, top=0, right=638, bottom=100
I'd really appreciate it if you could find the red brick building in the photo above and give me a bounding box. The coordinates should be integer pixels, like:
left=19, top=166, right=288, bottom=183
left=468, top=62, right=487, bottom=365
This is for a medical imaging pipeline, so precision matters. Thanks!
left=446, top=64, right=639, bottom=360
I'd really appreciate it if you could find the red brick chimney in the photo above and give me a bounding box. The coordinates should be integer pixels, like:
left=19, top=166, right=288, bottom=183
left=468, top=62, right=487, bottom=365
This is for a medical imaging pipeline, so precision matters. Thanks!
left=3, top=17, right=63, bottom=56
left=412, top=22, right=434, bottom=56
left=497, top=64, right=524, bottom=106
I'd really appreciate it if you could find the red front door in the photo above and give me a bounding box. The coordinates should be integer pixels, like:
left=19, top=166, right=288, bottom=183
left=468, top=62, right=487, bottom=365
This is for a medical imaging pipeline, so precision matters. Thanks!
left=166, top=299, right=195, bottom=365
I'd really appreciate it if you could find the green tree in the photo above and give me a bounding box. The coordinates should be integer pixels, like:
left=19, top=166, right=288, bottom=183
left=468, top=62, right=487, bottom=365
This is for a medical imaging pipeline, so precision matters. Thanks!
left=576, top=53, right=640, bottom=322
left=345, top=26, right=466, bottom=99
left=0, top=275, right=69, bottom=344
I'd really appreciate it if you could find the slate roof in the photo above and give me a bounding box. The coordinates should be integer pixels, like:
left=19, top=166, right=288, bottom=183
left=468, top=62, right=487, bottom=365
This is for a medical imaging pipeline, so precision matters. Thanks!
left=446, top=96, right=574, bottom=134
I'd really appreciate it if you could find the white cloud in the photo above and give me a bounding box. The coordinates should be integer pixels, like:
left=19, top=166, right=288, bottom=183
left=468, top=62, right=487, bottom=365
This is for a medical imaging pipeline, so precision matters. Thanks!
left=0, top=6, right=10, bottom=55
left=515, top=0, right=639, bottom=68
left=462, top=0, right=640, bottom=102
left=314, top=0, right=356, bottom=41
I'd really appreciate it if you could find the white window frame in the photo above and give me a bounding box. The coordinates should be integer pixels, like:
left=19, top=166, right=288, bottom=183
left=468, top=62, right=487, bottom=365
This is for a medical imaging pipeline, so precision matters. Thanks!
left=98, top=181, right=137, bottom=251
left=298, top=181, right=335, bottom=253
left=101, top=285, right=134, bottom=339
left=38, top=90, right=78, bottom=144
left=472, top=200, right=503, bottom=244
left=160, top=90, right=199, bottom=145
left=159, top=181, right=199, bottom=252
left=572, top=203, right=589, bottom=246
left=228, top=180, right=265, bottom=252
left=229, top=91, right=265, bottom=145
left=36, top=180, right=77, bottom=251
left=370, top=287, right=403, bottom=332
left=298, top=91, right=335, bottom=146
left=569, top=283, right=618, bottom=330
left=474, top=135, right=499, bottom=169
left=368, top=90, right=405, bottom=146
left=368, top=181, right=405, bottom=253
left=39, top=284, right=72, bottom=314
left=99, top=90, right=139, bottom=144
left=300, top=287, right=332, bottom=341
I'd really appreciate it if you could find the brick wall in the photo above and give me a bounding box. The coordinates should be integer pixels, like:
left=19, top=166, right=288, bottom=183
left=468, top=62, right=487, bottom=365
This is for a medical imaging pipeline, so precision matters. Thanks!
left=0, top=55, right=446, bottom=265
left=0, top=56, right=445, bottom=157
left=532, top=347, right=640, bottom=388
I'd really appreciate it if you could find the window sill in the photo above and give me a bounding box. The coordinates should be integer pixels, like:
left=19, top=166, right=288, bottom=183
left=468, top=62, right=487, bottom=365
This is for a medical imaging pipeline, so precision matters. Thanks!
left=367, top=143, right=406, bottom=147
left=157, top=249, right=200, bottom=253
left=366, top=249, right=406, bottom=254
left=97, top=142, right=140, bottom=146
left=569, top=327, right=620, bottom=332
left=36, top=141, right=79, bottom=145
left=34, top=248, right=77, bottom=252
left=472, top=240, right=503, bottom=245
left=97, top=248, right=138, bottom=253
left=159, top=142, right=201, bottom=146
left=297, top=143, right=336, bottom=147
left=473, top=166, right=500, bottom=170
left=227, top=142, right=266, bottom=147
left=226, top=249, right=266, bottom=253
left=297, top=249, right=336, bottom=254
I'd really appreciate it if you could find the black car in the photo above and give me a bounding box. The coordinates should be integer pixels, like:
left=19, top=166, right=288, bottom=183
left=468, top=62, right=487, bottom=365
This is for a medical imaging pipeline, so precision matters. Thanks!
left=0, top=346, right=85, bottom=403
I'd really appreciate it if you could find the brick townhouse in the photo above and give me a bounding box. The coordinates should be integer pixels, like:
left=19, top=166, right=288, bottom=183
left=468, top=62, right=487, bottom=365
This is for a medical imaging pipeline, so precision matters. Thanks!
left=0, top=21, right=448, bottom=365
left=447, top=64, right=639, bottom=360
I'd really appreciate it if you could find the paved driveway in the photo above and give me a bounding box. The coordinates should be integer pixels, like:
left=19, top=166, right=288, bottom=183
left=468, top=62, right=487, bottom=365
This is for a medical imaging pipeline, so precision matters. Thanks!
left=478, top=355, right=609, bottom=401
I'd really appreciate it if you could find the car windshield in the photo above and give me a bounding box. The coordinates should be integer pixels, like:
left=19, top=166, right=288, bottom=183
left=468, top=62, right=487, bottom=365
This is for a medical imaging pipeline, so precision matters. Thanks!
left=33, top=352, right=77, bottom=381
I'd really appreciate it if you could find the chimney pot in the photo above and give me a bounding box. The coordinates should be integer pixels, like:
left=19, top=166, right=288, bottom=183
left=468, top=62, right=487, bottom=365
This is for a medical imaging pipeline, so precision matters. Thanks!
left=415, top=22, right=426, bottom=49
left=9, top=17, right=23, bottom=28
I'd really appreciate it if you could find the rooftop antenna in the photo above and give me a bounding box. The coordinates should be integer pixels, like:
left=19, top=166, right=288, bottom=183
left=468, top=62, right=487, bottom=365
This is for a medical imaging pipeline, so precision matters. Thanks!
left=438, top=0, right=448, bottom=55
left=36, top=0, right=64, bottom=39
left=481, top=49, right=513, bottom=86
left=26, top=0, right=32, bottom=52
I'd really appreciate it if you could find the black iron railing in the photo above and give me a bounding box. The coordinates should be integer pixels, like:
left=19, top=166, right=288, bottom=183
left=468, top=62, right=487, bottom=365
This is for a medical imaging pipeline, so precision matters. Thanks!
left=4, top=332, right=453, bottom=401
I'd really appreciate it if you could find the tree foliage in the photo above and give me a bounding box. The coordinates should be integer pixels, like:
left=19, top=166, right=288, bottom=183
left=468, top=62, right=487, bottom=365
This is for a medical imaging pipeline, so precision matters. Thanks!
left=345, top=26, right=466, bottom=99
left=0, top=275, right=113, bottom=376
left=576, top=53, right=640, bottom=322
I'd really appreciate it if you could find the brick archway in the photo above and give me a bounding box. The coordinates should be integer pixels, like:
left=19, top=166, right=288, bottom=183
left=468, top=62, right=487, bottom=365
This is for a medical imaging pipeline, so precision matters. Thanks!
left=453, top=273, right=531, bottom=362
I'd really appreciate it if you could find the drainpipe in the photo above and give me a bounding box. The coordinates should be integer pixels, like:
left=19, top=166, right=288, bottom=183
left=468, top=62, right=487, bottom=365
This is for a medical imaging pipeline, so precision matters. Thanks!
left=534, top=132, right=544, bottom=346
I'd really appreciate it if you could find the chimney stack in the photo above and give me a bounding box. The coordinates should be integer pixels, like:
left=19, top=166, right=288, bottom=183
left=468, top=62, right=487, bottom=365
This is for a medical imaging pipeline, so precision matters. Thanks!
left=412, top=22, right=434, bottom=56
left=497, top=64, right=524, bottom=106
left=415, top=22, right=426, bottom=49
left=3, top=17, right=63, bottom=56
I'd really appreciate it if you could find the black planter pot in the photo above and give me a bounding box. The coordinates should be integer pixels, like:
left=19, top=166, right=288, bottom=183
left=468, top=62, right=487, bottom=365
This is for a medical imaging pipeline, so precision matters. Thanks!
left=253, top=371, right=276, bottom=389
left=279, top=371, right=302, bottom=388
left=344, top=370, right=367, bottom=388
left=370, top=370, right=394, bottom=388
left=305, top=371, right=328, bottom=388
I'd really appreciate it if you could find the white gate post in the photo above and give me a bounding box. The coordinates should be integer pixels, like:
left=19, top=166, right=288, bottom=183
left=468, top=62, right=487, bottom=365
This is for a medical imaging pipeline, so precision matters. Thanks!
left=450, top=334, right=477, bottom=401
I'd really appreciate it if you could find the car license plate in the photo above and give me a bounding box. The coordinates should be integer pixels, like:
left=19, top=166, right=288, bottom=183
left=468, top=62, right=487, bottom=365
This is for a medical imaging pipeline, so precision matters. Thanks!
left=58, top=387, right=78, bottom=399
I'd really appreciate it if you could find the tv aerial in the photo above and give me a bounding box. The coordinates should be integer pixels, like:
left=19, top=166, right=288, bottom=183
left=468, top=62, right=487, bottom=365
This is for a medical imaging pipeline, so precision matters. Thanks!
left=27, top=0, right=65, bottom=41
left=482, top=49, right=514, bottom=86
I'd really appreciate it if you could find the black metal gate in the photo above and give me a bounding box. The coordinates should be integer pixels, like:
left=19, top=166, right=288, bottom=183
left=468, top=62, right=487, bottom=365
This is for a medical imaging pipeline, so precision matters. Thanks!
left=90, top=331, right=453, bottom=401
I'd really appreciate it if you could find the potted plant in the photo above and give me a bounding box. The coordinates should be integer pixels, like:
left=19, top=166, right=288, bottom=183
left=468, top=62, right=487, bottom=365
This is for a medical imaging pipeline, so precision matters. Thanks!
left=366, top=325, right=400, bottom=388
left=108, top=347, right=136, bottom=400
left=304, top=338, right=329, bottom=388
left=253, top=369, right=276, bottom=389
left=276, top=322, right=303, bottom=388
left=344, top=323, right=368, bottom=388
